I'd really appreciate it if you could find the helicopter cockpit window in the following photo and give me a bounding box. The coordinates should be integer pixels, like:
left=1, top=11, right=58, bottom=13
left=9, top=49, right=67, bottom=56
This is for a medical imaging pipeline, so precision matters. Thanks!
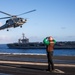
left=18, top=18, right=22, bottom=22
left=18, top=18, right=20, bottom=20
left=6, top=20, right=8, bottom=23
left=21, top=19, right=23, bottom=22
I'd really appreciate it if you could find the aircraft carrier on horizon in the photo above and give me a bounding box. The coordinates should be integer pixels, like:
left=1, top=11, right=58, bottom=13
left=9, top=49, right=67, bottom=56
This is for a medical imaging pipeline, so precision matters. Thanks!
left=7, top=33, right=75, bottom=49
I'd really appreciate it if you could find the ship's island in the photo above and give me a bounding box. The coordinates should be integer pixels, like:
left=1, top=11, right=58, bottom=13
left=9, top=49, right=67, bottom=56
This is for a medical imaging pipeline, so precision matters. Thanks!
left=7, top=34, right=75, bottom=49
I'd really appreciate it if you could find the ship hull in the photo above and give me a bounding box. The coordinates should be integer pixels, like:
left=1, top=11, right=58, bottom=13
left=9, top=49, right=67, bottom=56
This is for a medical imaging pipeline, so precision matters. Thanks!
left=7, top=42, right=75, bottom=49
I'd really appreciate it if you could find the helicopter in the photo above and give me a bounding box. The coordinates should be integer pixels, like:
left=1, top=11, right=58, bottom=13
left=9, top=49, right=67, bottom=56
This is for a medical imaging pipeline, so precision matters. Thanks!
left=0, top=9, right=36, bottom=31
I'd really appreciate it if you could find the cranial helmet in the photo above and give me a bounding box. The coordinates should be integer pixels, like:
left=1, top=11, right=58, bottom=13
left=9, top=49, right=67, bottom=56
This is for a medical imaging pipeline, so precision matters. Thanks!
left=48, top=36, right=53, bottom=40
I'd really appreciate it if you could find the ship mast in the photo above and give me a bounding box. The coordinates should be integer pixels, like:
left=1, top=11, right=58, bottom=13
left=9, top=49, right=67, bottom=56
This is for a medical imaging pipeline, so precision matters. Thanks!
left=21, top=33, right=29, bottom=44
left=22, top=33, right=25, bottom=39
left=18, top=33, right=29, bottom=44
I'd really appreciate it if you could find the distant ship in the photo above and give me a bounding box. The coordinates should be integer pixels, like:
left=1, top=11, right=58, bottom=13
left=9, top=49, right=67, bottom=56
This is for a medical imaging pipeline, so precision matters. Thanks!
left=7, top=33, right=75, bottom=49
left=7, top=33, right=46, bottom=49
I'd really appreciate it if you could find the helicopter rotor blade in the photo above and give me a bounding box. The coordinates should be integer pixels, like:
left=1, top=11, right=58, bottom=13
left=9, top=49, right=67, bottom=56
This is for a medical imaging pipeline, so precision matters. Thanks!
left=0, top=11, right=12, bottom=17
left=0, top=17, right=11, bottom=19
left=17, top=9, right=36, bottom=16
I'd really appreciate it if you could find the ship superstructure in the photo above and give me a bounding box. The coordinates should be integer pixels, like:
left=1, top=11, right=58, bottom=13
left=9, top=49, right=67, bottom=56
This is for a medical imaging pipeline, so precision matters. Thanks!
left=18, top=33, right=29, bottom=44
left=7, top=33, right=45, bottom=49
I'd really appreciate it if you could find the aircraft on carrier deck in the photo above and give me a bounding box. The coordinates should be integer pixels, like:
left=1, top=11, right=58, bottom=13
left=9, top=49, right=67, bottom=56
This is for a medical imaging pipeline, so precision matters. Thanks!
left=0, top=9, right=36, bottom=31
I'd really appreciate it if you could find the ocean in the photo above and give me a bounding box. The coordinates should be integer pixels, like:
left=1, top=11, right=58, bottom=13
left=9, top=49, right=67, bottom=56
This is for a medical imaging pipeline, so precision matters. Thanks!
left=0, top=44, right=75, bottom=56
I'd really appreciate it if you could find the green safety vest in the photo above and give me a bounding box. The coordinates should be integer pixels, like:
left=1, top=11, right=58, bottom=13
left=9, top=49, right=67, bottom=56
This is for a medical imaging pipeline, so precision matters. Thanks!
left=43, top=38, right=56, bottom=46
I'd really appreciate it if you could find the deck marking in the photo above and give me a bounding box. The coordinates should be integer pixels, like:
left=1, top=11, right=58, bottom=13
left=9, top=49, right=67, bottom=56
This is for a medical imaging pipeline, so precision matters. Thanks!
left=0, top=61, right=75, bottom=67
left=53, top=69, right=65, bottom=73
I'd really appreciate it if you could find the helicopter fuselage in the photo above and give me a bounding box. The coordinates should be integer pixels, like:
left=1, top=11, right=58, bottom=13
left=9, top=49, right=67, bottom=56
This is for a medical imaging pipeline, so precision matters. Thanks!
left=6, top=17, right=26, bottom=27
left=0, top=17, right=27, bottom=30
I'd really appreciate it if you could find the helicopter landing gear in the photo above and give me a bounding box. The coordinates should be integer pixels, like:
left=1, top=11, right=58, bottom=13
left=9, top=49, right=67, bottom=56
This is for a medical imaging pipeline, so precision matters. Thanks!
left=7, top=29, right=9, bottom=31
left=14, top=24, right=16, bottom=28
left=20, top=26, right=22, bottom=28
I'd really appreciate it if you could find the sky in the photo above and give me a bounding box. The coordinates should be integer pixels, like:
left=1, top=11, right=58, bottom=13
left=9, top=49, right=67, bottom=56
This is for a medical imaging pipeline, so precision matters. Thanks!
left=0, top=0, right=75, bottom=44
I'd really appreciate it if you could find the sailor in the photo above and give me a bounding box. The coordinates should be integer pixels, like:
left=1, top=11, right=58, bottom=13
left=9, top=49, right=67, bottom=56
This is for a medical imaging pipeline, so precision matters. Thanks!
left=43, top=36, right=56, bottom=71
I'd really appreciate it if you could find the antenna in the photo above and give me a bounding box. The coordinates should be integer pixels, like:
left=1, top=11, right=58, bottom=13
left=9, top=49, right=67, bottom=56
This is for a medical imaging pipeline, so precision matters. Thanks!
left=22, top=33, right=25, bottom=39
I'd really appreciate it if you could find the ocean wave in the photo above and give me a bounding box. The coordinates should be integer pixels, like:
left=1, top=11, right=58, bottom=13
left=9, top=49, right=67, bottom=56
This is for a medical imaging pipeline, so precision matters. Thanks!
left=0, top=52, right=46, bottom=55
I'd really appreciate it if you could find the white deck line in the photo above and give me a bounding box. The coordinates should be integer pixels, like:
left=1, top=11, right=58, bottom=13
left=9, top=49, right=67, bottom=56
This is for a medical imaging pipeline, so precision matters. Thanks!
left=0, top=60, right=75, bottom=67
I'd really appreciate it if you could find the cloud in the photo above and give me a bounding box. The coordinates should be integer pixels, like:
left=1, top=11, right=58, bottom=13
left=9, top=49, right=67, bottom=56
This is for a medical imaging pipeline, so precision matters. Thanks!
left=29, top=36, right=43, bottom=42
left=61, top=27, right=66, bottom=29
left=0, top=35, right=14, bottom=44
left=54, top=35, right=75, bottom=41
left=0, top=22, right=2, bottom=26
